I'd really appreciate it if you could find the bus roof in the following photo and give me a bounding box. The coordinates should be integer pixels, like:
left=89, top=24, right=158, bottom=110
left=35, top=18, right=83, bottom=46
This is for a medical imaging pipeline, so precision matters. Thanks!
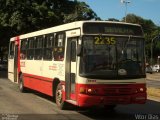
left=10, top=20, right=142, bottom=41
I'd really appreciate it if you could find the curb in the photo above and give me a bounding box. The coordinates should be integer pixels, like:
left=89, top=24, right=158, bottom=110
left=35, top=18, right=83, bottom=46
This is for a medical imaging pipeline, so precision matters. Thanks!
left=146, top=78, right=160, bottom=81
left=148, top=96, right=160, bottom=102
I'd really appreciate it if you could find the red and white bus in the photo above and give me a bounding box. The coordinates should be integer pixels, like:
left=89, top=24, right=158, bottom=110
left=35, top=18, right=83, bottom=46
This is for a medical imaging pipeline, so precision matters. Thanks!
left=8, top=21, right=147, bottom=109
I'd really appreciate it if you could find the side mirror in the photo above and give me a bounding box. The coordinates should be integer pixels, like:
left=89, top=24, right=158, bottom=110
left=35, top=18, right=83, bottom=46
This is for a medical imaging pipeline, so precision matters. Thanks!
left=77, top=45, right=82, bottom=56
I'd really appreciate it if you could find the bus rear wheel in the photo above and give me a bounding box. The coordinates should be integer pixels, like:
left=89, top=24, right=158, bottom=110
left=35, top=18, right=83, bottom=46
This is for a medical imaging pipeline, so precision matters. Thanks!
left=55, top=83, right=68, bottom=110
left=19, top=74, right=27, bottom=93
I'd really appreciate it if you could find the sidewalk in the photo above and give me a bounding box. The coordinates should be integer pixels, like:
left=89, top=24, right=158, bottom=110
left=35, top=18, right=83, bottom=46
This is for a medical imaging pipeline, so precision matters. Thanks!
left=146, top=73, right=160, bottom=98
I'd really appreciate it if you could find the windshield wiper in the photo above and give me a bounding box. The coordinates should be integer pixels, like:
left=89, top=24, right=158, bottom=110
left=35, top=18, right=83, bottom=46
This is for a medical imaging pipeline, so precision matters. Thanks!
left=122, top=35, right=132, bottom=54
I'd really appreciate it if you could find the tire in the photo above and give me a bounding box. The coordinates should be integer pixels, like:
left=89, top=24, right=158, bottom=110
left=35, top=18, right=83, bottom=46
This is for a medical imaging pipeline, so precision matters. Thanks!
left=104, top=105, right=117, bottom=111
left=19, top=74, right=27, bottom=93
left=55, top=83, right=68, bottom=110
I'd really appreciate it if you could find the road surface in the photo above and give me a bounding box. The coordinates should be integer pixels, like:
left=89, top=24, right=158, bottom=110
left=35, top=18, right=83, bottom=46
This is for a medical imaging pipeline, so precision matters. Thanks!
left=0, top=71, right=160, bottom=120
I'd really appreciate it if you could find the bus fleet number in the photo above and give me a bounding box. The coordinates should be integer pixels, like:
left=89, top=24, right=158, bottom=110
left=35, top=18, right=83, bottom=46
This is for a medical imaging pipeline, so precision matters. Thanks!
left=94, top=36, right=116, bottom=45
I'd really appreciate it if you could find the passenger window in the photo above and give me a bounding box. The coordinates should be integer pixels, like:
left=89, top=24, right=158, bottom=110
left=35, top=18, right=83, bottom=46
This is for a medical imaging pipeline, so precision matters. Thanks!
left=54, top=32, right=65, bottom=61
left=27, top=37, right=35, bottom=60
left=43, top=34, right=54, bottom=60
left=9, top=42, right=14, bottom=59
left=35, top=36, right=43, bottom=60
left=20, top=39, right=27, bottom=59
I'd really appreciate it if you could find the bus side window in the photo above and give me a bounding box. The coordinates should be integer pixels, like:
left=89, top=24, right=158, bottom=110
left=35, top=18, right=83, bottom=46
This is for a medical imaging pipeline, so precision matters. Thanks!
left=43, top=34, right=54, bottom=60
left=71, top=41, right=76, bottom=62
left=34, top=36, right=43, bottom=60
left=27, top=37, right=35, bottom=60
left=54, top=32, right=65, bottom=61
left=20, top=39, right=27, bottom=59
left=9, top=41, right=14, bottom=59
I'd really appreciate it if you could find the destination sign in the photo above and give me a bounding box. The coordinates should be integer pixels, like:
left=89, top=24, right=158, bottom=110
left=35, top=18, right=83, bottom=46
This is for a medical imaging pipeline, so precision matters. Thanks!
left=83, top=22, right=143, bottom=36
left=104, top=27, right=134, bottom=35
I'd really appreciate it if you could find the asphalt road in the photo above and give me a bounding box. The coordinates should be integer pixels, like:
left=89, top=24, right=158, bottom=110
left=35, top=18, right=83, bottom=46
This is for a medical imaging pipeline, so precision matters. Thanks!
left=0, top=71, right=160, bottom=120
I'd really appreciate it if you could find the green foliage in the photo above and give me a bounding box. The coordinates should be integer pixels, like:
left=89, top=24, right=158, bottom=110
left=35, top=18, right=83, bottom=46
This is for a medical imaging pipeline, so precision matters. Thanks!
left=107, top=18, right=119, bottom=22
left=63, top=1, right=99, bottom=23
left=0, top=1, right=159, bottom=63
left=0, top=0, right=98, bottom=34
left=122, top=14, right=160, bottom=64
left=0, top=0, right=98, bottom=60
left=123, top=14, right=144, bottom=24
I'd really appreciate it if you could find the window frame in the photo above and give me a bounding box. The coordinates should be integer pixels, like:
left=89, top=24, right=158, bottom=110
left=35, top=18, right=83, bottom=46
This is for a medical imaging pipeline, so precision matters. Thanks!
left=20, top=39, right=27, bottom=60
left=9, top=41, right=15, bottom=59
left=34, top=36, right=43, bottom=60
left=43, top=33, right=54, bottom=61
left=27, top=37, right=35, bottom=60
left=53, top=32, right=66, bottom=61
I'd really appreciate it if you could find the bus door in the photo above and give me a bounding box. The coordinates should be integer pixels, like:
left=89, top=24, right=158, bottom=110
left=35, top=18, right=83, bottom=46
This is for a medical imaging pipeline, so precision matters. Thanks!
left=65, top=37, right=78, bottom=101
left=14, top=44, right=18, bottom=82
left=8, top=41, right=18, bottom=82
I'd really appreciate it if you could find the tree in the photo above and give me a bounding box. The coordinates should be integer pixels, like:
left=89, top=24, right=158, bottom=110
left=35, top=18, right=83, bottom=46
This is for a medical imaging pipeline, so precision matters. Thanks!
left=0, top=0, right=62, bottom=34
left=122, top=14, right=160, bottom=64
left=0, top=25, right=12, bottom=61
left=107, top=18, right=119, bottom=22
left=122, top=14, right=143, bottom=24
left=63, top=1, right=100, bottom=23
left=0, top=0, right=99, bottom=34
left=0, top=0, right=99, bottom=61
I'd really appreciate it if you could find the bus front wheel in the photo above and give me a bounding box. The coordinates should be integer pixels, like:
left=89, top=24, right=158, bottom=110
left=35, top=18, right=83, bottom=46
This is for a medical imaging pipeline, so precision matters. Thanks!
left=55, top=83, right=68, bottom=110
left=104, top=105, right=117, bottom=111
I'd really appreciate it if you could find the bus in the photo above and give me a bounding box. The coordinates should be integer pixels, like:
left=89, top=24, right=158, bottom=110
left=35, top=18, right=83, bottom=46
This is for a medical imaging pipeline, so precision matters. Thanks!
left=8, top=21, right=147, bottom=110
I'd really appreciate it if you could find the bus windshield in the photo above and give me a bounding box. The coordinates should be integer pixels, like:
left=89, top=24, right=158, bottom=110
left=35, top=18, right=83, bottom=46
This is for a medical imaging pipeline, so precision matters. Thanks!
left=80, top=35, right=145, bottom=79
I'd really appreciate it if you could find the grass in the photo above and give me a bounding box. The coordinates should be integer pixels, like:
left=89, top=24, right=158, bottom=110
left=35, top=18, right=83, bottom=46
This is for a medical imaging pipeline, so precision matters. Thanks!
left=147, top=87, right=160, bottom=98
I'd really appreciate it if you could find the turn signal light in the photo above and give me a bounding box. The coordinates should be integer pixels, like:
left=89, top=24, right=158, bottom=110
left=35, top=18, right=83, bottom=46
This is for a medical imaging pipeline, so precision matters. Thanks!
left=79, top=87, right=98, bottom=95
left=80, top=87, right=86, bottom=93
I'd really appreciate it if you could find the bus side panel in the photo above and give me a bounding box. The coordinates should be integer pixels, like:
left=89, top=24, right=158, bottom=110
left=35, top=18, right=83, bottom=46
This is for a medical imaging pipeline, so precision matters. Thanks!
left=21, top=60, right=65, bottom=97
left=23, top=73, right=53, bottom=96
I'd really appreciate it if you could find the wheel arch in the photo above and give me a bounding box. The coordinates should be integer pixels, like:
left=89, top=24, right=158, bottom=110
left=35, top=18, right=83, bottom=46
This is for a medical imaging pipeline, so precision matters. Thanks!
left=52, top=78, right=60, bottom=97
left=18, top=71, right=22, bottom=83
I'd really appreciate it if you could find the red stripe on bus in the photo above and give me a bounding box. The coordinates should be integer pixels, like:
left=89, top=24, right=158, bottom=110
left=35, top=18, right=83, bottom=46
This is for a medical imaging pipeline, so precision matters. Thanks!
left=23, top=73, right=54, bottom=82
left=22, top=73, right=64, bottom=96
left=15, top=36, right=21, bottom=77
left=76, top=83, right=146, bottom=107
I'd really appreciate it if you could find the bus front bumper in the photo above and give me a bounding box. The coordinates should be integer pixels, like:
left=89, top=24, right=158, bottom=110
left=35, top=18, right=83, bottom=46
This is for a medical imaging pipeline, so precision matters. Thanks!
left=77, top=93, right=147, bottom=107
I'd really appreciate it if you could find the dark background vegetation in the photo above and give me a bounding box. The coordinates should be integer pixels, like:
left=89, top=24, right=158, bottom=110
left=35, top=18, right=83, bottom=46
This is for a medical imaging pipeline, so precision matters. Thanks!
left=0, top=0, right=160, bottom=64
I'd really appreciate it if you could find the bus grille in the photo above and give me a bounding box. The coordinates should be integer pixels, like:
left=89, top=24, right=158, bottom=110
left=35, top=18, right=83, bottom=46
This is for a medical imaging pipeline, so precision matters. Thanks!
left=104, top=88, right=136, bottom=95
